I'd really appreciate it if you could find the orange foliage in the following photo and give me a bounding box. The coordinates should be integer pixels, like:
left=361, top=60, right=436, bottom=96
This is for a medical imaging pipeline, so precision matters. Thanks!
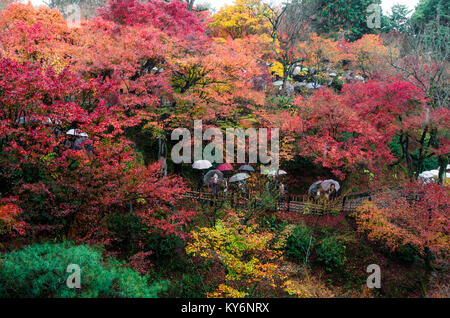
left=355, top=182, right=449, bottom=258
left=0, top=2, right=72, bottom=71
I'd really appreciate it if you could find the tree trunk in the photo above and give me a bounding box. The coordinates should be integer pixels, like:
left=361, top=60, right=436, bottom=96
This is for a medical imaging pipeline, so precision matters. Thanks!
left=187, top=0, right=195, bottom=11
left=158, top=136, right=168, bottom=176
left=438, top=155, right=448, bottom=185
left=281, top=62, right=290, bottom=96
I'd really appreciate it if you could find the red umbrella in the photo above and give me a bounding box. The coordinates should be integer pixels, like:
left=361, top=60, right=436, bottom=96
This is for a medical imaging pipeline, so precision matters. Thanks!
left=216, top=163, right=233, bottom=171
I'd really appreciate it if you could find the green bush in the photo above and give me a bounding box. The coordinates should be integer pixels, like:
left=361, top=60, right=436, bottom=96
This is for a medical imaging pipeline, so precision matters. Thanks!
left=396, top=244, right=420, bottom=265
left=164, top=272, right=211, bottom=298
left=285, top=224, right=314, bottom=263
left=316, top=236, right=347, bottom=272
left=0, top=242, right=166, bottom=298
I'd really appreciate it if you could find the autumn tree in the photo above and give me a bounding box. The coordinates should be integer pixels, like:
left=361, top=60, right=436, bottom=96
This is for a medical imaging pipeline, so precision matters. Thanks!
left=296, top=33, right=346, bottom=85
left=0, top=2, right=72, bottom=71
left=209, top=0, right=272, bottom=39
left=65, top=0, right=209, bottom=173
left=282, top=80, right=439, bottom=183
left=260, top=0, right=318, bottom=94
left=0, top=198, right=26, bottom=239
left=0, top=57, right=195, bottom=249
left=97, top=0, right=205, bottom=38
left=343, top=80, right=449, bottom=183
left=186, top=212, right=285, bottom=297
left=356, top=182, right=449, bottom=269
left=349, top=34, right=390, bottom=79
left=385, top=18, right=449, bottom=183
left=289, top=88, right=385, bottom=180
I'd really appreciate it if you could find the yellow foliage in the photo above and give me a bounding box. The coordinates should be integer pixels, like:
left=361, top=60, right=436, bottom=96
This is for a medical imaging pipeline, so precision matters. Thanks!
left=350, top=34, right=390, bottom=78
left=209, top=0, right=272, bottom=39
left=207, top=284, right=248, bottom=298
left=283, top=270, right=335, bottom=298
left=186, top=212, right=285, bottom=297
left=270, top=61, right=284, bottom=78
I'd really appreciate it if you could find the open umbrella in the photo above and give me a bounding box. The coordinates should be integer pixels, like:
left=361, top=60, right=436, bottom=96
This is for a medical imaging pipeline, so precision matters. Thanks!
left=66, top=129, right=89, bottom=137
left=203, top=170, right=224, bottom=185
left=267, top=170, right=287, bottom=177
left=192, top=160, right=212, bottom=170
left=239, top=165, right=255, bottom=172
left=320, top=179, right=340, bottom=192
left=217, top=163, right=233, bottom=172
left=229, top=173, right=250, bottom=183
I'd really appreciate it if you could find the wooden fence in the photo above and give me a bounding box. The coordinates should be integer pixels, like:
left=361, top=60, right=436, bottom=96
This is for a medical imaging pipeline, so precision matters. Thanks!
left=183, top=190, right=385, bottom=215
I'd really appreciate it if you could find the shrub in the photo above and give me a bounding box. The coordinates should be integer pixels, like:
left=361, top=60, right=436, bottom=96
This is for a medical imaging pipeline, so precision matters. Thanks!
left=286, top=224, right=314, bottom=263
left=316, top=236, right=347, bottom=272
left=165, top=272, right=210, bottom=298
left=381, top=243, right=420, bottom=266
left=0, top=243, right=166, bottom=298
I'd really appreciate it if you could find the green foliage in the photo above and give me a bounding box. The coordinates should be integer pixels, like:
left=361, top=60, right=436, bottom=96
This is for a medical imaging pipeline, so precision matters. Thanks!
left=315, top=0, right=381, bottom=40
left=396, top=244, right=420, bottom=266
left=261, top=215, right=287, bottom=232
left=271, top=96, right=294, bottom=110
left=389, top=135, right=438, bottom=173
left=286, top=223, right=314, bottom=262
left=146, top=234, right=185, bottom=263
left=315, top=236, right=347, bottom=272
left=164, top=271, right=214, bottom=298
left=382, top=4, right=412, bottom=33
left=411, top=0, right=450, bottom=29
left=107, top=212, right=149, bottom=257
left=0, top=243, right=166, bottom=298
left=249, top=191, right=278, bottom=215
left=380, top=243, right=420, bottom=266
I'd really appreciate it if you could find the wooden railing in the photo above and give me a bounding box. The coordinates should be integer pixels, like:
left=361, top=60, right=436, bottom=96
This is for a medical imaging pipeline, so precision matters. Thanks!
left=183, top=190, right=382, bottom=215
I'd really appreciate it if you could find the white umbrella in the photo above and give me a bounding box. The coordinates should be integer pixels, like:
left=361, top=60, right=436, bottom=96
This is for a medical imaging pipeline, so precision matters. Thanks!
left=320, top=179, right=340, bottom=192
left=267, top=170, right=287, bottom=177
left=192, top=160, right=212, bottom=170
left=229, top=173, right=250, bottom=183
left=66, top=129, right=88, bottom=137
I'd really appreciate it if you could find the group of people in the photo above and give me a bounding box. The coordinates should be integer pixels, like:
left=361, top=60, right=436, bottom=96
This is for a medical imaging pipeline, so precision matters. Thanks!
left=207, top=175, right=247, bottom=197
left=201, top=167, right=340, bottom=205
left=205, top=172, right=287, bottom=201
left=308, top=180, right=340, bottom=202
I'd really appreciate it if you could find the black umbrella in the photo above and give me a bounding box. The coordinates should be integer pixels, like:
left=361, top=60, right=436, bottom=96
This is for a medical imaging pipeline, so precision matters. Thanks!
left=238, top=165, right=255, bottom=173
